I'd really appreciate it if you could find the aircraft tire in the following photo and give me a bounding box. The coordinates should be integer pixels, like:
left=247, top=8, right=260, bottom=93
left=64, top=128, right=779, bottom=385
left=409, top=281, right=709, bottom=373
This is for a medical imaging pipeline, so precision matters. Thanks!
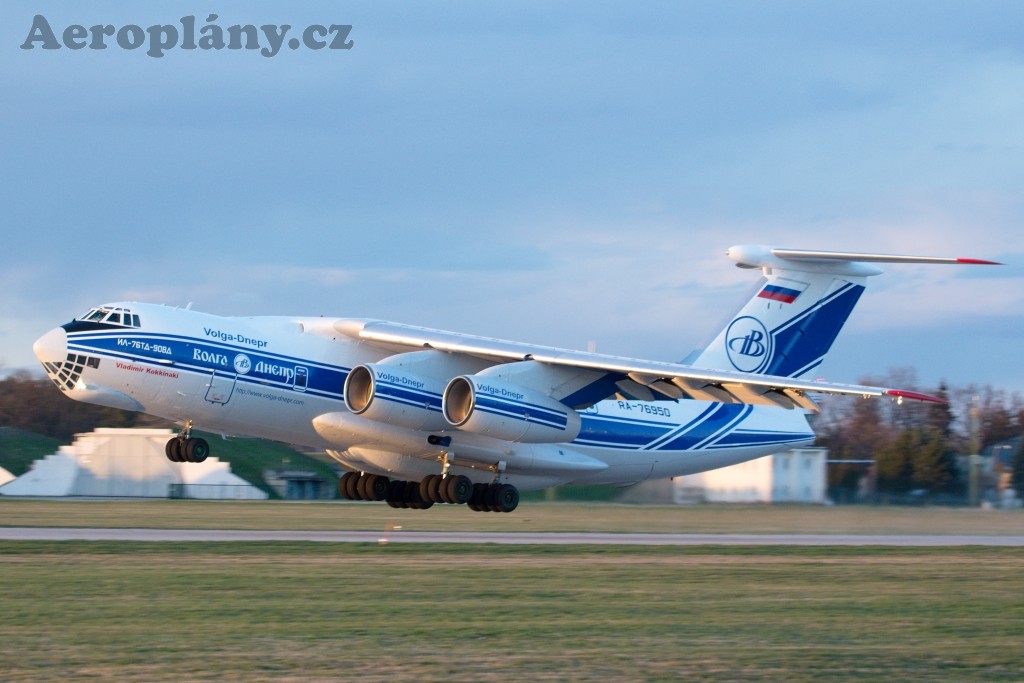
left=419, top=475, right=439, bottom=503
left=165, top=439, right=182, bottom=463
left=185, top=438, right=209, bottom=464
left=386, top=479, right=406, bottom=507
left=468, top=483, right=486, bottom=511
left=357, top=474, right=377, bottom=501
left=427, top=474, right=445, bottom=503
left=343, top=472, right=361, bottom=500
left=338, top=472, right=353, bottom=499
left=366, top=474, right=389, bottom=501
left=436, top=477, right=453, bottom=504
left=480, top=484, right=497, bottom=512
left=407, top=480, right=435, bottom=510
left=445, top=475, right=473, bottom=505
left=404, top=481, right=422, bottom=509
left=493, top=484, right=519, bottom=513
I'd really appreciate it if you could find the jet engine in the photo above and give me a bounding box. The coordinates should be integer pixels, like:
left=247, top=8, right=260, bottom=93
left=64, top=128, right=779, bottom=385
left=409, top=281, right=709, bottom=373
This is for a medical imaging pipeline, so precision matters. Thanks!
left=442, top=375, right=581, bottom=443
left=344, top=364, right=450, bottom=431
left=343, top=350, right=491, bottom=432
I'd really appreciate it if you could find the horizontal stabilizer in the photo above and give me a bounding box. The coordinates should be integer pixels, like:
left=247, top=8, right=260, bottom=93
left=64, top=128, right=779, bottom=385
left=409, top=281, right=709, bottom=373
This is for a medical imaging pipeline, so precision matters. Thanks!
left=728, top=245, right=1002, bottom=271
left=769, top=248, right=1001, bottom=266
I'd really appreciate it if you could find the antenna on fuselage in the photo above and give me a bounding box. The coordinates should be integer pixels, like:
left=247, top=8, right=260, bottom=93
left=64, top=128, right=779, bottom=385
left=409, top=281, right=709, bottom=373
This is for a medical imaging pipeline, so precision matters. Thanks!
left=185, top=302, right=193, bottom=311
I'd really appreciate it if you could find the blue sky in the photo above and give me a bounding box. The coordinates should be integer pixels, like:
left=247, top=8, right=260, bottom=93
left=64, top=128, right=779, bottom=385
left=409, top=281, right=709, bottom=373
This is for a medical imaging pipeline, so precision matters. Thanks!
left=2, top=1, right=1023, bottom=393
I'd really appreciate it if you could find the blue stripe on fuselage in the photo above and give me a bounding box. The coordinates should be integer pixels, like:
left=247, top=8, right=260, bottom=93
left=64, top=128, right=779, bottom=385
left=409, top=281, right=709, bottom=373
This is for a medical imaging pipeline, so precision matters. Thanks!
left=574, top=402, right=789, bottom=452
left=708, top=429, right=815, bottom=449
left=575, top=413, right=676, bottom=449
left=66, top=331, right=349, bottom=400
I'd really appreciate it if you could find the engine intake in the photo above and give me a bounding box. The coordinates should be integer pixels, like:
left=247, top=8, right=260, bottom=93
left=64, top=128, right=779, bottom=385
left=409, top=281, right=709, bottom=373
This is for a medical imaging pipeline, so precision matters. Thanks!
left=343, top=364, right=448, bottom=431
left=442, top=375, right=581, bottom=443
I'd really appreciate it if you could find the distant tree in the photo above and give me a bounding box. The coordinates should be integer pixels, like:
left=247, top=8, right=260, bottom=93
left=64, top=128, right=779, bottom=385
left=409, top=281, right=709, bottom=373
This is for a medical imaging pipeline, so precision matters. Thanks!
left=924, top=382, right=956, bottom=440
left=911, top=428, right=961, bottom=495
left=875, top=427, right=961, bottom=497
left=977, top=387, right=1021, bottom=449
left=0, top=372, right=145, bottom=441
left=875, top=429, right=916, bottom=494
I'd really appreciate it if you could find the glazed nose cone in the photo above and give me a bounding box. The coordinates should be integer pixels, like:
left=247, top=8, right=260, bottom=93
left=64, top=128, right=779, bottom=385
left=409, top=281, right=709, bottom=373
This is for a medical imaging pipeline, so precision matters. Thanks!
left=33, top=327, right=67, bottom=364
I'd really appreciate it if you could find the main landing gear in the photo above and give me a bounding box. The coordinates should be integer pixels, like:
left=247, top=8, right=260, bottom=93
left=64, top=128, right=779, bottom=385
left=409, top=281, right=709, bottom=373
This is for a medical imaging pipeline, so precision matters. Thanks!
left=338, top=472, right=520, bottom=513
left=164, top=419, right=210, bottom=463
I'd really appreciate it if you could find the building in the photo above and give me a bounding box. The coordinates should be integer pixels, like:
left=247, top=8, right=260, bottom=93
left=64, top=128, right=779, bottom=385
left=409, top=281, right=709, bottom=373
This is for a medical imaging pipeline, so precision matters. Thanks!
left=982, top=438, right=1022, bottom=508
left=672, top=447, right=828, bottom=504
left=263, top=468, right=334, bottom=500
left=0, top=428, right=267, bottom=499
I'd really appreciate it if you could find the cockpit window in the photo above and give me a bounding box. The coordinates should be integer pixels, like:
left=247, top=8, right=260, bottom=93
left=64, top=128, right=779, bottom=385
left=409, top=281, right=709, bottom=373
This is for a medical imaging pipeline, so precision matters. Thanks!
left=77, top=306, right=141, bottom=328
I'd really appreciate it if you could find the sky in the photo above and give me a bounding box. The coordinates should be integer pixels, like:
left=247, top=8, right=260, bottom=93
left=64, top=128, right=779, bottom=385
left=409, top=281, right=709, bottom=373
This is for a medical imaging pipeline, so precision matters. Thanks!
left=2, top=1, right=1023, bottom=394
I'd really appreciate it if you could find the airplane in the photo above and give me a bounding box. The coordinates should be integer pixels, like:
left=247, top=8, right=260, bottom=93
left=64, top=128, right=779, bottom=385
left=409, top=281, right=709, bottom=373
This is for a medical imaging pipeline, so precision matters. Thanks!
left=31, top=244, right=997, bottom=512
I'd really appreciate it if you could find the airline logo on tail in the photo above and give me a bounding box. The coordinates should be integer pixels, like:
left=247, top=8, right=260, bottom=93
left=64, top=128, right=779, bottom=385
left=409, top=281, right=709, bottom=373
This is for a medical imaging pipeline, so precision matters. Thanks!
left=726, top=316, right=772, bottom=373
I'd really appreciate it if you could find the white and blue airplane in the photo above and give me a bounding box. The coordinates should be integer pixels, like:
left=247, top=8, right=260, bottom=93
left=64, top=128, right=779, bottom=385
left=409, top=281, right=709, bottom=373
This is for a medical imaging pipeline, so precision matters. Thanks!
left=32, top=245, right=995, bottom=512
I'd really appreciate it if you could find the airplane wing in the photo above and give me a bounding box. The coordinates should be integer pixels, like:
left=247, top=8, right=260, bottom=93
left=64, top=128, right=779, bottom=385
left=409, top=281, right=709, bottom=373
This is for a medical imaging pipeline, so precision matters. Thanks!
left=332, top=319, right=940, bottom=411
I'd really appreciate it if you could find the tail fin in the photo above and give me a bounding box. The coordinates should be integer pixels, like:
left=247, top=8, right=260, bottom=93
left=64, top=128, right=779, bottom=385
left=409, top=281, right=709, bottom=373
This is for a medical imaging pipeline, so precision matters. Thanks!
left=686, top=245, right=999, bottom=378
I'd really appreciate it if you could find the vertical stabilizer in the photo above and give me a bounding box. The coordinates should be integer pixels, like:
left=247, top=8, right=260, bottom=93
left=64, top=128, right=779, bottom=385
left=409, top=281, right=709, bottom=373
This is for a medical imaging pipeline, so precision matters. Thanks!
left=687, top=245, right=998, bottom=378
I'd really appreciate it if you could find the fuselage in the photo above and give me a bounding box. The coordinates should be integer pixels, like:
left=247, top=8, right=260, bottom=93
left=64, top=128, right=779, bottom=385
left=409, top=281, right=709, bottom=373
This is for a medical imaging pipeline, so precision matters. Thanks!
left=33, top=302, right=816, bottom=491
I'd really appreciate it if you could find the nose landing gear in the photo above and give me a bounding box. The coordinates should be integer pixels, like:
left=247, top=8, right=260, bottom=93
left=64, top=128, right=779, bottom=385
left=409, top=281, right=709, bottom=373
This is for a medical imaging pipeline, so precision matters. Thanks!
left=164, top=420, right=210, bottom=463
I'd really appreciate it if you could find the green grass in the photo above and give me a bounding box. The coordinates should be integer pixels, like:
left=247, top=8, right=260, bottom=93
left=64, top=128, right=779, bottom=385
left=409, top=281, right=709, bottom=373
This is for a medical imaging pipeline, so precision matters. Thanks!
left=1, top=498, right=1022, bottom=535
left=0, top=427, right=62, bottom=477
left=0, top=542, right=1021, bottom=682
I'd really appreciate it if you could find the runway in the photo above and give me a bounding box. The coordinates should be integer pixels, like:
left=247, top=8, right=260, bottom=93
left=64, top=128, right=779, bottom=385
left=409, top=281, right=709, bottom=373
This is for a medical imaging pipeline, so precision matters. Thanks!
left=2, top=527, right=1023, bottom=546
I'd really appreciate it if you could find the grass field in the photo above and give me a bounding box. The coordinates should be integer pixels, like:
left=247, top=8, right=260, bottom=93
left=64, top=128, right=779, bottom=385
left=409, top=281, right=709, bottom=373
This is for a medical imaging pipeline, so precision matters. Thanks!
left=1, top=541, right=1022, bottom=682
left=2, top=501, right=1022, bottom=680
left=1, top=498, right=1023, bottom=535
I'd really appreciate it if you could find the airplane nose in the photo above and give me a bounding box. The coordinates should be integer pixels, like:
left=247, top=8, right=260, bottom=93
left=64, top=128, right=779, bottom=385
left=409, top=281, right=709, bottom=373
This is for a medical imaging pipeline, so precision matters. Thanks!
left=33, top=327, right=68, bottom=364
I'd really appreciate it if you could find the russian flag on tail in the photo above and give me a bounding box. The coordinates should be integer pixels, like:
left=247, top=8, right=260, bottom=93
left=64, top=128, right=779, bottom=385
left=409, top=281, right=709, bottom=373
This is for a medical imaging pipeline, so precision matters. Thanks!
left=758, top=284, right=802, bottom=304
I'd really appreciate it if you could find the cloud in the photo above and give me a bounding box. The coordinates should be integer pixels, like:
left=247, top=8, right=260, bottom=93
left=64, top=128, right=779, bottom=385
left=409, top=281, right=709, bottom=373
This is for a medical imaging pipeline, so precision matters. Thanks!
left=3, top=1, right=1024, bottom=392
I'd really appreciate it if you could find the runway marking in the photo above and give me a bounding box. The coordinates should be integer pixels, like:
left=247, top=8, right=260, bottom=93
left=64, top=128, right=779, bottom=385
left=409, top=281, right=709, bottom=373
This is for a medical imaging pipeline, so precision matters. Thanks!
left=1, top=527, right=1022, bottom=546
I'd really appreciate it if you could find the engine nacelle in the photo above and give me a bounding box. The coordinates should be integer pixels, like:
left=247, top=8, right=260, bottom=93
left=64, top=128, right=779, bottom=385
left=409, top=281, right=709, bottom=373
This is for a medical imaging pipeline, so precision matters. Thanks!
left=343, top=364, right=449, bottom=432
left=442, top=375, right=581, bottom=443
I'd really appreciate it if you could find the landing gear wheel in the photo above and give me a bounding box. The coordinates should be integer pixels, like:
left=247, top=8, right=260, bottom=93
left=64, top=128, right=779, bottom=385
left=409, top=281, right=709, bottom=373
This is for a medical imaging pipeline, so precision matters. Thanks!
left=358, top=473, right=374, bottom=499
left=338, top=472, right=358, bottom=499
left=419, top=475, right=439, bottom=504
left=386, top=479, right=406, bottom=508
left=493, top=483, right=520, bottom=513
left=357, top=474, right=380, bottom=501
left=343, top=472, right=362, bottom=500
left=164, top=438, right=183, bottom=463
left=365, top=474, right=389, bottom=501
left=420, top=474, right=444, bottom=503
left=408, top=481, right=433, bottom=510
left=468, top=483, right=486, bottom=511
left=184, top=438, right=209, bottom=464
left=444, top=475, right=473, bottom=505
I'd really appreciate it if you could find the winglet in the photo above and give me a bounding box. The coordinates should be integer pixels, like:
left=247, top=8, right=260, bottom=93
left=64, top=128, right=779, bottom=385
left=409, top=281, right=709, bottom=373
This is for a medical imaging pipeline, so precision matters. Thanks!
left=885, top=389, right=947, bottom=405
